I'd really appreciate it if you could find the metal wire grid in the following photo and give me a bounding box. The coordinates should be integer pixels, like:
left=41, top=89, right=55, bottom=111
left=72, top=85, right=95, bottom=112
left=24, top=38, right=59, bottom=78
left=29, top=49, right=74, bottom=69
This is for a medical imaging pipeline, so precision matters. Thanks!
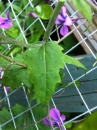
left=0, top=0, right=97, bottom=129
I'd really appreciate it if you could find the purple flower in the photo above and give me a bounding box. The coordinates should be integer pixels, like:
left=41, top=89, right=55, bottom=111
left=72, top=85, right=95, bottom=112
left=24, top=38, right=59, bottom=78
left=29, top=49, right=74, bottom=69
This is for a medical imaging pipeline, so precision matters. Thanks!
left=0, top=84, right=10, bottom=91
left=29, top=12, right=38, bottom=18
left=5, top=87, right=10, bottom=91
left=0, top=67, right=4, bottom=79
left=0, top=10, right=13, bottom=29
left=55, top=6, right=79, bottom=36
left=0, top=85, right=10, bottom=91
left=43, top=108, right=66, bottom=129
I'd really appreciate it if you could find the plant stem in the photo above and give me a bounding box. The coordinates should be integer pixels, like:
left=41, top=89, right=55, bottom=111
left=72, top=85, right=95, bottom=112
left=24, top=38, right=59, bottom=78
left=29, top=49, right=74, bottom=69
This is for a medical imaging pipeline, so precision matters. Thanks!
left=43, top=1, right=65, bottom=43
left=0, top=40, right=42, bottom=48
left=0, top=53, right=27, bottom=68
left=0, top=33, right=22, bottom=45
left=0, top=34, right=43, bottom=48
left=4, top=63, right=13, bottom=70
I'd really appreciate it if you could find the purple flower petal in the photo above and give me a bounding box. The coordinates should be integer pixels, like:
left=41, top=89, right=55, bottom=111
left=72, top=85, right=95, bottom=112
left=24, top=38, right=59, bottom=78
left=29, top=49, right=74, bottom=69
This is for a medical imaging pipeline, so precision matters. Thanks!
left=0, top=21, right=13, bottom=29
left=6, top=10, right=11, bottom=20
left=5, top=87, right=10, bottom=91
left=71, top=17, right=79, bottom=23
left=60, top=25, right=69, bottom=36
left=61, top=114, right=66, bottom=121
left=55, top=14, right=66, bottom=24
left=0, top=10, right=13, bottom=29
left=29, top=12, right=38, bottom=18
left=61, top=6, right=67, bottom=15
left=0, top=85, right=10, bottom=91
left=60, top=6, right=67, bottom=19
left=0, top=17, right=8, bottom=23
left=64, top=15, right=72, bottom=26
left=43, top=118, right=51, bottom=126
left=50, top=108, right=61, bottom=122
left=43, top=117, right=58, bottom=127
left=43, top=108, right=66, bottom=128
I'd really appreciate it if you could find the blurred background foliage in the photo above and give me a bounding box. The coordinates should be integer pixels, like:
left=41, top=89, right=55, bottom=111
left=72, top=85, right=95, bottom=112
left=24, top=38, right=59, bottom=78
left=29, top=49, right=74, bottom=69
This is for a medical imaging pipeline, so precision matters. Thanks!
left=0, top=0, right=85, bottom=56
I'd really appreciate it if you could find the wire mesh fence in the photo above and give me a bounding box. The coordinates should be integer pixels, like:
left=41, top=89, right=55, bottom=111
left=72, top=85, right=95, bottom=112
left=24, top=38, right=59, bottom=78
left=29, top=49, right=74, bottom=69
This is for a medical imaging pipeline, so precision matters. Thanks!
left=0, top=0, right=97, bottom=130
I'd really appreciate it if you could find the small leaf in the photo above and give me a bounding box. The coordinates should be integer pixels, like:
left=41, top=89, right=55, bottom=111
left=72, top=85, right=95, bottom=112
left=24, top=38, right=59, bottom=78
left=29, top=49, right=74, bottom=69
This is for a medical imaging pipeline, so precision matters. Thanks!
left=71, top=111, right=97, bottom=130
left=61, top=80, right=81, bottom=88
left=72, top=0, right=92, bottom=23
left=0, top=108, right=14, bottom=129
left=0, top=105, right=32, bottom=130
left=23, top=41, right=65, bottom=105
left=65, top=122, right=72, bottom=129
left=5, top=27, right=19, bottom=39
left=64, top=54, right=86, bottom=70
left=34, top=4, right=53, bottom=20
left=0, top=104, right=48, bottom=130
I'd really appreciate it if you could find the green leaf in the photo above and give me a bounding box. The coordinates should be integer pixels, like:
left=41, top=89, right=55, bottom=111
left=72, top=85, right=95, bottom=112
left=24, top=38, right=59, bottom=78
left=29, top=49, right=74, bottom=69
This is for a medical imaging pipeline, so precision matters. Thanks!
left=71, top=110, right=97, bottom=130
left=2, top=65, right=31, bottom=90
left=64, top=54, right=86, bottom=70
left=0, top=105, right=48, bottom=130
left=1, top=55, right=32, bottom=90
left=59, top=0, right=66, bottom=2
left=0, top=108, right=14, bottom=130
left=0, top=44, right=8, bottom=53
left=26, top=17, right=44, bottom=43
left=33, top=0, right=47, bottom=5
left=5, top=27, right=20, bottom=39
left=33, top=106, right=49, bottom=130
left=11, top=104, right=26, bottom=129
left=23, top=41, right=65, bottom=105
left=12, top=4, right=21, bottom=12
left=65, top=122, right=72, bottom=129
left=61, top=80, right=81, bottom=88
left=34, top=4, right=53, bottom=20
left=72, top=0, right=92, bottom=23
left=0, top=105, right=32, bottom=130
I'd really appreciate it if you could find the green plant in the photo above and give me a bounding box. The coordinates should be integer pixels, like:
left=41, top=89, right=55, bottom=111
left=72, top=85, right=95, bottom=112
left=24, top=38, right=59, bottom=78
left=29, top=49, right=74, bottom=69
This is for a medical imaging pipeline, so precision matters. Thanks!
left=0, top=0, right=94, bottom=129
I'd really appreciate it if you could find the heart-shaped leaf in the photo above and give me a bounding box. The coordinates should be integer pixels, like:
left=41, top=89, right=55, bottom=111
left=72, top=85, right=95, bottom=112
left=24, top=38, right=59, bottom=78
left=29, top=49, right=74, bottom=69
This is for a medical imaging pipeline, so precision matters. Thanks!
left=34, top=4, right=53, bottom=20
left=23, top=41, right=64, bottom=105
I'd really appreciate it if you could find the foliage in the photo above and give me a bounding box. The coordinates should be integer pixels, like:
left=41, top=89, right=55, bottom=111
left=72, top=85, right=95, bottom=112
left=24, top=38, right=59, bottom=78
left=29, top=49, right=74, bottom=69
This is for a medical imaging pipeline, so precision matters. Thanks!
left=23, top=41, right=65, bottom=105
left=0, top=0, right=93, bottom=129
left=34, top=4, right=53, bottom=20
left=0, top=104, right=48, bottom=130
left=1, top=56, right=32, bottom=90
left=71, top=110, right=97, bottom=130
left=64, top=54, right=86, bottom=70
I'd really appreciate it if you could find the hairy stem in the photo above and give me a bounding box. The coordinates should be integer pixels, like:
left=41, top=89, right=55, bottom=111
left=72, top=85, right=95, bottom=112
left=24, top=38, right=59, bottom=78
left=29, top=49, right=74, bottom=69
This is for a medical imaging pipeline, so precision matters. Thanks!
left=0, top=40, right=43, bottom=48
left=0, top=34, right=43, bottom=49
left=0, top=33, right=23, bottom=45
left=0, top=53, right=27, bottom=68
left=43, top=1, right=65, bottom=43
